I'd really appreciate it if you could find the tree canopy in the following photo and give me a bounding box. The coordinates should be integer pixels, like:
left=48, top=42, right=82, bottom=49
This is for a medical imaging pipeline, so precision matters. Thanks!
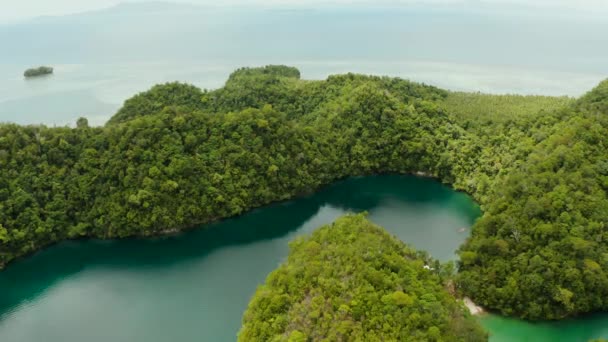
left=239, top=214, right=487, bottom=342
left=23, top=66, right=53, bottom=78
left=1, top=65, right=607, bottom=321
left=454, top=81, right=608, bottom=320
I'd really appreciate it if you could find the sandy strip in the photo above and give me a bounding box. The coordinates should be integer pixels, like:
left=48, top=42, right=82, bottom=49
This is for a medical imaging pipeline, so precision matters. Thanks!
left=464, top=297, right=485, bottom=315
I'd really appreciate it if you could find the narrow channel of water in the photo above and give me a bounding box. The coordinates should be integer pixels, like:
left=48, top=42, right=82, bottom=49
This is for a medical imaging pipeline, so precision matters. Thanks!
left=0, top=175, right=605, bottom=341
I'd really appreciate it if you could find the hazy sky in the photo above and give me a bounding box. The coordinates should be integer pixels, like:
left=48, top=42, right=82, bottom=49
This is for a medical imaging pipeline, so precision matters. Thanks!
left=1, top=0, right=607, bottom=22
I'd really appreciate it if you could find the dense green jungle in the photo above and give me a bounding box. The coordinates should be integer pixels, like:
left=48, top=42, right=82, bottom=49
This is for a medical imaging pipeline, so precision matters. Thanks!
left=1, top=65, right=607, bottom=328
left=239, top=213, right=488, bottom=341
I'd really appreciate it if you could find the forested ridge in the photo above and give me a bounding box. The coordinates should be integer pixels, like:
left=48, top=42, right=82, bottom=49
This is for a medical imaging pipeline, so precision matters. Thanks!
left=0, top=65, right=607, bottom=322
left=239, top=214, right=487, bottom=341
left=453, top=81, right=608, bottom=320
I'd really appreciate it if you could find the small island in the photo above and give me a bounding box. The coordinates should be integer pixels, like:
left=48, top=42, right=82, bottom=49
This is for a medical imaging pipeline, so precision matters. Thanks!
left=24, top=66, right=54, bottom=78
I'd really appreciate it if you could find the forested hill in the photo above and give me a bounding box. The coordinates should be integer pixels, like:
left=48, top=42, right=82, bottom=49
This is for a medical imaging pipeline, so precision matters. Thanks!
left=0, top=65, right=463, bottom=268
left=0, top=65, right=607, bottom=321
left=456, top=80, right=608, bottom=320
left=239, top=214, right=487, bottom=341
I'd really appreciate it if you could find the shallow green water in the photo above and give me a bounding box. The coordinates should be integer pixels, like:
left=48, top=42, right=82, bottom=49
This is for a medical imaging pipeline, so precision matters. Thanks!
left=0, top=175, right=605, bottom=341
left=480, top=313, right=608, bottom=342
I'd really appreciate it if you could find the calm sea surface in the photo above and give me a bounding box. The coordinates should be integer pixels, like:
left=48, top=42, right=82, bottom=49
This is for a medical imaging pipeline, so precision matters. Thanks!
left=1, top=4, right=606, bottom=126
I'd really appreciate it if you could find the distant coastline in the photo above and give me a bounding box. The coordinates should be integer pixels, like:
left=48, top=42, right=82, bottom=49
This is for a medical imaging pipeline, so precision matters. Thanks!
left=24, top=66, right=53, bottom=78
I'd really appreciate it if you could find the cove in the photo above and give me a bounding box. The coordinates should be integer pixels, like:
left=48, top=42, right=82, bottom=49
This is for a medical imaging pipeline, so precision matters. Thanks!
left=0, top=175, right=605, bottom=341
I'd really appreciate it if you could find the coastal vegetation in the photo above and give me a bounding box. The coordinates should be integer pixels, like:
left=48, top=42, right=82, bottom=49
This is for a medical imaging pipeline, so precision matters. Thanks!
left=23, top=66, right=53, bottom=78
left=452, top=81, right=608, bottom=320
left=0, top=65, right=607, bottom=323
left=239, top=214, right=487, bottom=341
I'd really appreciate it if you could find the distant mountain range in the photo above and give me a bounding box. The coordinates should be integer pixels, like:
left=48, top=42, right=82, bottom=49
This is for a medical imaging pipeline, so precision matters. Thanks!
left=0, top=2, right=327, bottom=65
left=4, top=2, right=203, bottom=24
left=11, top=2, right=210, bottom=25
left=1, top=1, right=605, bottom=89
left=0, top=2, right=224, bottom=64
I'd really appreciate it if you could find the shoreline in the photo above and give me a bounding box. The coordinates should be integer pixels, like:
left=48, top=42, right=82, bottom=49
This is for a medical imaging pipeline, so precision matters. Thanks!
left=464, top=297, right=485, bottom=315
left=0, top=172, right=453, bottom=273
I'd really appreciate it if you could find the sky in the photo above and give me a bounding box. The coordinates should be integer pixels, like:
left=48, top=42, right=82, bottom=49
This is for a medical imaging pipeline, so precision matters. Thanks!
left=0, top=0, right=607, bottom=23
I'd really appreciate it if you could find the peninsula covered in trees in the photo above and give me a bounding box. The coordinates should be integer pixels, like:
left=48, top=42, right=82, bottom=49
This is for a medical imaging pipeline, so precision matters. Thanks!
left=23, top=66, right=53, bottom=78
left=0, top=65, right=607, bottom=324
left=239, top=214, right=487, bottom=341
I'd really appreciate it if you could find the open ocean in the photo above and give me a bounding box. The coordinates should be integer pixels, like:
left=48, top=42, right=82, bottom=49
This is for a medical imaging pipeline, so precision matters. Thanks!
left=1, top=3, right=606, bottom=126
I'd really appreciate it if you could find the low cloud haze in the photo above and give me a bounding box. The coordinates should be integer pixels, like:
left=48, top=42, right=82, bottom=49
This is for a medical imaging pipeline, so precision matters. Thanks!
left=1, top=0, right=607, bottom=23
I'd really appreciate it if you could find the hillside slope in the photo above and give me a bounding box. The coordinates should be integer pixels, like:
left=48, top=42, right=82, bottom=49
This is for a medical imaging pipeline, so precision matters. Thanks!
left=1, top=66, right=607, bottom=321
left=239, top=214, right=487, bottom=342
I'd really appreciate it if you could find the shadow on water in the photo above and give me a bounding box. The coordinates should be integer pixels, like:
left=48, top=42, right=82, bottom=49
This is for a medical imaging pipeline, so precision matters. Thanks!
left=0, top=175, right=478, bottom=320
left=323, top=175, right=475, bottom=212
left=0, top=190, right=324, bottom=317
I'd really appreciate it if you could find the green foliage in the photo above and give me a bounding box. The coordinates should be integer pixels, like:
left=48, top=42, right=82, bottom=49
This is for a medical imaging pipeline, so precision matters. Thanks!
left=76, top=117, right=89, bottom=129
left=24, top=66, right=53, bottom=78
left=454, top=83, right=608, bottom=320
left=442, top=92, right=573, bottom=125
left=228, top=65, right=301, bottom=81
left=2, top=65, right=608, bottom=322
left=238, top=214, right=487, bottom=342
left=0, top=67, right=453, bottom=269
left=106, top=82, right=204, bottom=125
